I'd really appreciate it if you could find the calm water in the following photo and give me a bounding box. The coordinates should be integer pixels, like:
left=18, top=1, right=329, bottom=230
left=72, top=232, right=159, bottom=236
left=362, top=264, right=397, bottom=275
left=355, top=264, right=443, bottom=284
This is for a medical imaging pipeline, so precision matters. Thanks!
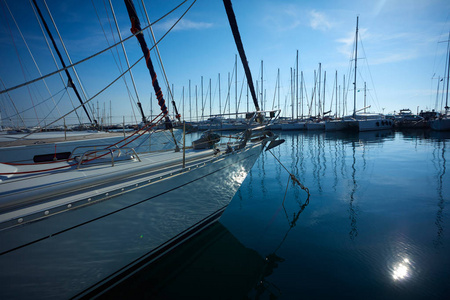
left=103, top=129, right=450, bottom=299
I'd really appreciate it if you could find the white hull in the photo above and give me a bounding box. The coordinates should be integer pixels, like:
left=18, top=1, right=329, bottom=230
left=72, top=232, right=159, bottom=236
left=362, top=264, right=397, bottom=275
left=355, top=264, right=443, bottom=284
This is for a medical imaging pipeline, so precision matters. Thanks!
left=358, top=119, right=393, bottom=131
left=430, top=118, right=450, bottom=131
left=0, top=141, right=265, bottom=299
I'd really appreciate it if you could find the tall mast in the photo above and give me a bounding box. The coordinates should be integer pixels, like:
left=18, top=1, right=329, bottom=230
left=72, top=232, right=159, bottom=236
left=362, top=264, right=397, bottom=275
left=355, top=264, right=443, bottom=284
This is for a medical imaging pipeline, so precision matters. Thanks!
left=108, top=0, right=146, bottom=124
left=218, top=73, right=221, bottom=117
left=364, top=82, right=367, bottom=113
left=291, top=68, right=294, bottom=120
left=261, top=60, right=264, bottom=111
left=201, top=76, right=203, bottom=120
left=301, top=71, right=304, bottom=118
left=296, top=50, right=299, bottom=119
left=235, top=55, right=238, bottom=118
left=223, top=0, right=260, bottom=112
left=32, top=0, right=95, bottom=126
left=318, top=63, right=321, bottom=117
left=124, top=0, right=170, bottom=126
left=189, top=80, right=191, bottom=122
left=353, top=16, right=359, bottom=117
left=278, top=68, right=280, bottom=113
left=209, top=78, right=212, bottom=117
left=445, top=31, right=450, bottom=114
left=323, top=71, right=326, bottom=116
left=335, top=70, right=338, bottom=118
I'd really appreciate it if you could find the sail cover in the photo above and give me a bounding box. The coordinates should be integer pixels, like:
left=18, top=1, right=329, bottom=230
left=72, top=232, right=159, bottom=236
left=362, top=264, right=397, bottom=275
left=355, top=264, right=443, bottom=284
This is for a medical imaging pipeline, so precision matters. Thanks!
left=124, top=0, right=168, bottom=118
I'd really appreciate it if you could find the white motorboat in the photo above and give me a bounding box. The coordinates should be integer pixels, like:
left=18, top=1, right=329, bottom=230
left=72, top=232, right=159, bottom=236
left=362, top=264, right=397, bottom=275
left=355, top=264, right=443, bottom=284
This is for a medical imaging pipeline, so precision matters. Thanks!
left=354, top=113, right=393, bottom=131
left=430, top=32, right=450, bottom=131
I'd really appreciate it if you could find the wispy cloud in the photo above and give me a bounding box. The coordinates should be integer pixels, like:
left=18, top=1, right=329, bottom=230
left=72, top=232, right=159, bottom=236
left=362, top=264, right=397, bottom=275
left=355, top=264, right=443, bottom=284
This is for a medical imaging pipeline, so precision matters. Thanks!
left=336, top=28, right=438, bottom=66
left=336, top=28, right=368, bottom=58
left=309, top=10, right=332, bottom=31
left=155, top=18, right=213, bottom=32
left=261, top=4, right=302, bottom=32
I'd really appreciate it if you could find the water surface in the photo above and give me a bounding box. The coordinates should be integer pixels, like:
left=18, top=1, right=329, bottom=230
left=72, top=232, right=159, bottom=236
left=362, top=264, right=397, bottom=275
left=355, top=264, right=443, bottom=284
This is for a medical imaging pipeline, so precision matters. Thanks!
left=104, top=129, right=450, bottom=299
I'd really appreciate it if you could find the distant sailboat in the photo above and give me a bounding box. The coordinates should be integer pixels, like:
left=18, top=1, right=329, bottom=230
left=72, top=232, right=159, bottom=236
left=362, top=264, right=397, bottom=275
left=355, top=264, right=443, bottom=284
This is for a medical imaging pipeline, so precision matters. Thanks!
left=430, top=32, right=450, bottom=131
left=345, top=16, right=392, bottom=132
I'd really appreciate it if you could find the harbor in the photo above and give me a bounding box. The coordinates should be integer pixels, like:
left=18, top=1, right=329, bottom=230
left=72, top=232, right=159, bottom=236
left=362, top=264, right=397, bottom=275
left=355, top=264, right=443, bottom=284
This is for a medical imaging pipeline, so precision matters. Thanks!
left=0, top=0, right=449, bottom=299
left=92, top=129, right=450, bottom=299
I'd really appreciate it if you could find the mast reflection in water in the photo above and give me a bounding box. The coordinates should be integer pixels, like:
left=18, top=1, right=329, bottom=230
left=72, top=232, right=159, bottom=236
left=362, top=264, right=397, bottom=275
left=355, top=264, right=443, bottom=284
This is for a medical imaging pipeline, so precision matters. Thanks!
left=99, top=130, right=450, bottom=300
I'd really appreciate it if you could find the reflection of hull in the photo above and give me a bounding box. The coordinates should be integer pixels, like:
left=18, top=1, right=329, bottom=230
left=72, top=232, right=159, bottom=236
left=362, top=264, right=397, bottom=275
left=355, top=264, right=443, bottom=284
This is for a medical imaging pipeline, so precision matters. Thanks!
left=0, top=142, right=264, bottom=299
left=97, top=222, right=265, bottom=299
left=358, top=130, right=395, bottom=142
left=430, top=118, right=450, bottom=131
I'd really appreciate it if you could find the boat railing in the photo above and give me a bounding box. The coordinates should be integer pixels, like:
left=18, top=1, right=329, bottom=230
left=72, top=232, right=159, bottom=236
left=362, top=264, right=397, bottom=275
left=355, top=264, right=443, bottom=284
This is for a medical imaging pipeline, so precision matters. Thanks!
left=70, top=146, right=141, bottom=169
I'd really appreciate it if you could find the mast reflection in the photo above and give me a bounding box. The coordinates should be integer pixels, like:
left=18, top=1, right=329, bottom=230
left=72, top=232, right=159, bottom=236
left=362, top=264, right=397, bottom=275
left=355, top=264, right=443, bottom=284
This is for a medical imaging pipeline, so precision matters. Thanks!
left=433, top=138, right=447, bottom=248
left=249, top=173, right=310, bottom=299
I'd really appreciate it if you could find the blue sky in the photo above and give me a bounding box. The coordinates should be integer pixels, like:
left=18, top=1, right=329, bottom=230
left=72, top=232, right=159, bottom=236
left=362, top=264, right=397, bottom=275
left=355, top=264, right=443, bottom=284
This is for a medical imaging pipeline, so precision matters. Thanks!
left=0, top=0, right=449, bottom=127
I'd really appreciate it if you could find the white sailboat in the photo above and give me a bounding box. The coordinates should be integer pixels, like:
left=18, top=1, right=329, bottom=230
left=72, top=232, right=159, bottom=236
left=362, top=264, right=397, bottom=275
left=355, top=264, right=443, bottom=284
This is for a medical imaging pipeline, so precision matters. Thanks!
left=0, top=1, right=283, bottom=299
left=346, top=17, right=392, bottom=132
left=430, top=32, right=450, bottom=131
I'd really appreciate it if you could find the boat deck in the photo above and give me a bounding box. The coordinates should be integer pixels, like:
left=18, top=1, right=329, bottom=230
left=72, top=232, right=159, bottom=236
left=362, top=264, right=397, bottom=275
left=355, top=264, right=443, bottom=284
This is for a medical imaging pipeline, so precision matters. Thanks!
left=0, top=145, right=226, bottom=226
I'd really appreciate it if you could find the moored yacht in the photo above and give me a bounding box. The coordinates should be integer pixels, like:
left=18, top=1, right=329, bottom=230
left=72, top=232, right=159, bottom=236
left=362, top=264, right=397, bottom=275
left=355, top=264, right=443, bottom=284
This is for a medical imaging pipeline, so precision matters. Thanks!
left=0, top=0, right=284, bottom=298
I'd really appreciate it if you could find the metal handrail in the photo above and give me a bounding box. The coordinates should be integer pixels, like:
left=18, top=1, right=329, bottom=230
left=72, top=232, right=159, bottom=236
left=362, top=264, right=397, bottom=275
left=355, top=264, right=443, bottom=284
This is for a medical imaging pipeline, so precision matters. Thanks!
left=69, top=144, right=119, bottom=160
left=76, top=147, right=141, bottom=169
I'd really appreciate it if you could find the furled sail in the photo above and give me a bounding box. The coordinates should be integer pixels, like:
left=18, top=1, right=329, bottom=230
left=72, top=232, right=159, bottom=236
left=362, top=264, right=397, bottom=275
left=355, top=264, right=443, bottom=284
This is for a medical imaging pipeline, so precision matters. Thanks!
left=223, top=0, right=260, bottom=112
left=124, top=0, right=171, bottom=126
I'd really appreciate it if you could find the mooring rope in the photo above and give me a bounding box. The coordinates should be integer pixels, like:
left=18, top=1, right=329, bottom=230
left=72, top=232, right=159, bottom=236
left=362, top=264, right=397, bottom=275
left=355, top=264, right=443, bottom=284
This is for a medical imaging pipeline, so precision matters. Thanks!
left=267, top=149, right=310, bottom=200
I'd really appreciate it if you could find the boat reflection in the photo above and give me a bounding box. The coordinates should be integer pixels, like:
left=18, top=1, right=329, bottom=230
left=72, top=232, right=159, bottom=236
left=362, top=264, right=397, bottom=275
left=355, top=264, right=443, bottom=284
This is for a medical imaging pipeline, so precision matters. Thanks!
left=248, top=176, right=310, bottom=299
left=96, top=222, right=266, bottom=299
left=432, top=138, right=447, bottom=248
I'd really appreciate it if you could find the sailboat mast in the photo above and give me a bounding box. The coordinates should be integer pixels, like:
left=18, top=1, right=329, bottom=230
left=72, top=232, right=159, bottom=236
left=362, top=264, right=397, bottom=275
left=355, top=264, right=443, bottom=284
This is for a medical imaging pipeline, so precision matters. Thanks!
left=124, top=0, right=170, bottom=124
left=364, top=82, right=367, bottom=113
left=235, top=55, right=238, bottom=118
left=296, top=50, right=299, bottom=119
left=261, top=60, right=264, bottom=111
left=335, top=70, right=338, bottom=118
left=278, top=68, right=280, bottom=113
left=31, top=0, right=95, bottom=126
left=223, top=0, right=260, bottom=112
left=353, top=16, right=359, bottom=117
left=445, top=31, right=450, bottom=114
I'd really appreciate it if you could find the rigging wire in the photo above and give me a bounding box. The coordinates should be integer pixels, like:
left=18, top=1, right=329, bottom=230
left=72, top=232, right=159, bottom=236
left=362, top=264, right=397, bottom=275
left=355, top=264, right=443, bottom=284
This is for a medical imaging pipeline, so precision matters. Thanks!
left=0, top=1, right=188, bottom=96
left=359, top=37, right=381, bottom=112
left=91, top=0, right=138, bottom=125
left=2, top=87, right=65, bottom=120
left=30, top=0, right=82, bottom=125
left=42, top=0, right=97, bottom=122
left=4, top=0, right=63, bottom=120
left=1, top=0, right=41, bottom=127
left=2, top=2, right=190, bottom=145
left=140, top=0, right=194, bottom=122
left=0, top=78, right=26, bottom=128
left=107, top=0, right=141, bottom=124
